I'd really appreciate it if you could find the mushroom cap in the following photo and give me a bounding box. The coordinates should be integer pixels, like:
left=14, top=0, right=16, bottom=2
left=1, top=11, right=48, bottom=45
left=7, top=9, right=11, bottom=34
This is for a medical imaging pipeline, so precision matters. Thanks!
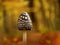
left=18, top=12, right=32, bottom=30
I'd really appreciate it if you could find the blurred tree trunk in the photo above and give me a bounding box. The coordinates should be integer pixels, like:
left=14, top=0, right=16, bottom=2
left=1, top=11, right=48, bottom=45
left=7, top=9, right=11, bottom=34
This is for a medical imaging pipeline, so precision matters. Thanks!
left=39, top=0, right=50, bottom=29
left=28, top=0, right=39, bottom=32
left=55, top=0, right=60, bottom=30
left=3, top=5, right=10, bottom=36
left=48, top=0, right=56, bottom=31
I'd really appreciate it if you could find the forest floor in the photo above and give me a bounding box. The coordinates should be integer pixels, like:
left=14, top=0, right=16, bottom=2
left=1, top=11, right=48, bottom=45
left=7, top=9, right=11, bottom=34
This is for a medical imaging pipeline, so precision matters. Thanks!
left=0, top=31, right=60, bottom=45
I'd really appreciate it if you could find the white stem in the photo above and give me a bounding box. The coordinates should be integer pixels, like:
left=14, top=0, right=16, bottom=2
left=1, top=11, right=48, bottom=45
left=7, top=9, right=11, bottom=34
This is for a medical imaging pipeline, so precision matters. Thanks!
left=23, top=31, right=27, bottom=45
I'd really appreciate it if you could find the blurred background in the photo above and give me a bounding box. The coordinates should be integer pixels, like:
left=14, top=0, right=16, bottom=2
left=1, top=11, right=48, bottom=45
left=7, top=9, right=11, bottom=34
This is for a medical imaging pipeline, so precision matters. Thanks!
left=0, top=0, right=60, bottom=45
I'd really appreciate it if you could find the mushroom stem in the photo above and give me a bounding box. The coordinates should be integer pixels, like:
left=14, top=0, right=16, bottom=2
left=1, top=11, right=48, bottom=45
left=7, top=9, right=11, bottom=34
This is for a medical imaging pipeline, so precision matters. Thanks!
left=23, top=31, right=27, bottom=45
